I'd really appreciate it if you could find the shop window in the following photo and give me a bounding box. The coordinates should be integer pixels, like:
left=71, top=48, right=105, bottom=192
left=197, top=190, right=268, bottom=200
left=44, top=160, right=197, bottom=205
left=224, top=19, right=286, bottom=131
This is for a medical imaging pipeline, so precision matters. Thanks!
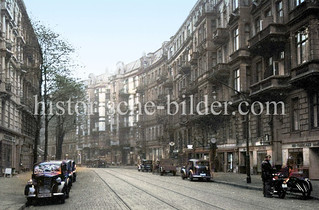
left=288, top=149, right=303, bottom=169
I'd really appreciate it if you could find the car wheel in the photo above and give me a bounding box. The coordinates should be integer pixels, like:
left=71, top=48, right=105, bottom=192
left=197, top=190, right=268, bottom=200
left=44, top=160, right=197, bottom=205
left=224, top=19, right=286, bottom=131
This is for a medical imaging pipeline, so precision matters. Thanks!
left=26, top=198, right=33, bottom=206
left=60, top=191, right=66, bottom=204
left=189, top=173, right=193, bottom=181
left=278, top=190, right=286, bottom=199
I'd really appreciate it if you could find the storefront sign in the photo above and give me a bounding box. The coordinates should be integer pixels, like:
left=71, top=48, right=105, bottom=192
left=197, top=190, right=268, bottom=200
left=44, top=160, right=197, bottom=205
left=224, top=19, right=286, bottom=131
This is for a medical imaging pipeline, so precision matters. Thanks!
left=292, top=142, right=314, bottom=148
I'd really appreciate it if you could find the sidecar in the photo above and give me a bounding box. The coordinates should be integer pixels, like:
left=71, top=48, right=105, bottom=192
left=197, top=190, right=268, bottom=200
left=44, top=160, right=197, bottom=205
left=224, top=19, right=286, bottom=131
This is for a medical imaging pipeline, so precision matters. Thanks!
left=286, top=170, right=312, bottom=199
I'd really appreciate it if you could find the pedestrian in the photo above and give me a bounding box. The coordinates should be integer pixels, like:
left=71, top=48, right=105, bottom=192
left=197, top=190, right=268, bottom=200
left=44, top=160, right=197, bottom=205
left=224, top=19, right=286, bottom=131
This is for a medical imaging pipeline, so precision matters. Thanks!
left=261, top=155, right=273, bottom=198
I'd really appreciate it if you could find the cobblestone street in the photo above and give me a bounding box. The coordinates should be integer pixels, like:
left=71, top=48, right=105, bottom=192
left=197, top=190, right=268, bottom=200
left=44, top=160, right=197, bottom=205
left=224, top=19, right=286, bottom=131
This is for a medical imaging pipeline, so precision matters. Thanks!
left=24, top=168, right=318, bottom=210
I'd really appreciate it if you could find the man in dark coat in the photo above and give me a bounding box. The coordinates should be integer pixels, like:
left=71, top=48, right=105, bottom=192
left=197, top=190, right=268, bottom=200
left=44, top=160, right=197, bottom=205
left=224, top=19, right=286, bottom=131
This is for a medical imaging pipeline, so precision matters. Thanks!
left=261, top=155, right=273, bottom=197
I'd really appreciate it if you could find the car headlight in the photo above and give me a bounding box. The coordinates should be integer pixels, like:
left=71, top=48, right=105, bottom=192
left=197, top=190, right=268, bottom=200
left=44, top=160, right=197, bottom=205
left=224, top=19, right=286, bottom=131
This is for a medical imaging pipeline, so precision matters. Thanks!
left=56, top=177, right=62, bottom=184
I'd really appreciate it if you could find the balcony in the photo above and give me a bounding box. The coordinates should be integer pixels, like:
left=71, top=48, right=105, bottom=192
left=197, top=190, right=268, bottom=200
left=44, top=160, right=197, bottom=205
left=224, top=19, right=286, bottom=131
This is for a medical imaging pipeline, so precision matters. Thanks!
left=1, top=1, right=13, bottom=19
left=156, top=75, right=167, bottom=84
left=119, top=88, right=130, bottom=98
left=194, top=5, right=217, bottom=27
left=229, top=49, right=250, bottom=63
left=185, top=81, right=198, bottom=95
left=289, top=0, right=319, bottom=24
left=178, top=63, right=191, bottom=75
left=136, top=85, right=145, bottom=94
left=162, top=77, right=173, bottom=89
left=250, top=75, right=290, bottom=101
left=212, top=28, right=229, bottom=45
left=190, top=52, right=199, bottom=65
left=208, top=63, right=230, bottom=83
left=290, top=60, right=319, bottom=90
left=249, top=24, right=287, bottom=55
left=0, top=79, right=12, bottom=99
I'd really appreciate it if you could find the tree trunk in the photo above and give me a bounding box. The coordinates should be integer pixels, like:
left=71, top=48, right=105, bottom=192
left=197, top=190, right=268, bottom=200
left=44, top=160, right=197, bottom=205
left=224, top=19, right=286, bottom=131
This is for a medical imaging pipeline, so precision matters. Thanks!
left=55, top=116, right=65, bottom=160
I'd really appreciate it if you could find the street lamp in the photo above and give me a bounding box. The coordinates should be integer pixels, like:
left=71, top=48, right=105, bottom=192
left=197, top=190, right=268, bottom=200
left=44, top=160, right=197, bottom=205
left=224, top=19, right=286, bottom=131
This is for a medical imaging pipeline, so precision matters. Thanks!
left=209, top=138, right=217, bottom=174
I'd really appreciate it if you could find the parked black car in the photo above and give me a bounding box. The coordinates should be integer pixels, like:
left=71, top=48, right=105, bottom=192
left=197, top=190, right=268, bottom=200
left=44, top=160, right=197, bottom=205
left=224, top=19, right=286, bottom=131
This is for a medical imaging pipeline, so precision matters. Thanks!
left=71, top=160, right=77, bottom=182
left=181, top=159, right=211, bottom=181
left=24, top=161, right=71, bottom=205
left=138, top=159, right=153, bottom=172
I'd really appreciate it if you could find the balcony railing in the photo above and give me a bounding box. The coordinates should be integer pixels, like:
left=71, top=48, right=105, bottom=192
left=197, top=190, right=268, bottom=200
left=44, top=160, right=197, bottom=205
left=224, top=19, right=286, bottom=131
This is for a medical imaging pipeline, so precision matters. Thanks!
left=250, top=75, right=290, bottom=98
left=290, top=60, right=319, bottom=89
left=178, top=63, right=191, bottom=75
left=119, top=88, right=130, bottom=98
left=289, top=0, right=319, bottom=24
left=212, top=28, right=229, bottom=45
left=249, top=24, right=287, bottom=54
left=156, top=75, right=167, bottom=84
left=209, top=63, right=230, bottom=82
left=162, top=77, right=173, bottom=88
left=229, top=49, right=250, bottom=63
left=190, top=52, right=199, bottom=65
left=136, top=85, right=145, bottom=93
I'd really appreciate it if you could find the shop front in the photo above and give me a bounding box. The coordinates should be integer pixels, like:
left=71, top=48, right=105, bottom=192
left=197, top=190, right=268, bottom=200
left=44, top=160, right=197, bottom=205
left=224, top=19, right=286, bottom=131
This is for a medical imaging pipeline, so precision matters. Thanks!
left=282, top=141, right=319, bottom=180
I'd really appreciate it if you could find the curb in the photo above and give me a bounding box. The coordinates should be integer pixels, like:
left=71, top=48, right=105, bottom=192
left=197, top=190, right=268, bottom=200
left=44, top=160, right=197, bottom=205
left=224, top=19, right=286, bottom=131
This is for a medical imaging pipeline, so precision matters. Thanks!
left=213, top=180, right=262, bottom=191
left=213, top=180, right=319, bottom=200
left=18, top=204, right=26, bottom=210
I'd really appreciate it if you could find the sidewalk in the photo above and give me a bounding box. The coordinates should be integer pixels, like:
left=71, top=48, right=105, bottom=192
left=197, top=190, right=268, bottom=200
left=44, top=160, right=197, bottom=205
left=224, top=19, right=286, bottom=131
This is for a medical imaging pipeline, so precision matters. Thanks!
left=0, top=172, right=31, bottom=210
left=213, top=172, right=319, bottom=200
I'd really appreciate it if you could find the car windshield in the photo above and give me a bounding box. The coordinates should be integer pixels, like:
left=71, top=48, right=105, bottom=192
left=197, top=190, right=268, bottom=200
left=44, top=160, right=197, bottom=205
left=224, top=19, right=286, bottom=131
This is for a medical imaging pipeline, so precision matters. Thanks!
left=197, top=161, right=209, bottom=167
left=143, top=160, right=152, bottom=164
left=34, top=163, right=61, bottom=175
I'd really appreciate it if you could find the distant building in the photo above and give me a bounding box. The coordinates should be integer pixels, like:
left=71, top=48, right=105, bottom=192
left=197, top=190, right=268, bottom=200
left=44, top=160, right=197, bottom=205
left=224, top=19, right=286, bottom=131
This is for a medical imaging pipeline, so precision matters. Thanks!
left=76, top=0, right=319, bottom=179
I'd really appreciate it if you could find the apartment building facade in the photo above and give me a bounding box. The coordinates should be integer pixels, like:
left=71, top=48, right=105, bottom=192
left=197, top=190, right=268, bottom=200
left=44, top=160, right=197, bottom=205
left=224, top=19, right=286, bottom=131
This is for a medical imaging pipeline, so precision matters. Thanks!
left=0, top=0, right=42, bottom=173
left=132, top=0, right=319, bottom=179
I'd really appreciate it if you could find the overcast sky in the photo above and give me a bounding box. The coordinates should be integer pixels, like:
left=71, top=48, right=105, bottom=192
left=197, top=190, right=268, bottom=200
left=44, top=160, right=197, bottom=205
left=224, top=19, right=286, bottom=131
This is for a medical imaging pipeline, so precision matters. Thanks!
left=24, top=0, right=198, bottom=79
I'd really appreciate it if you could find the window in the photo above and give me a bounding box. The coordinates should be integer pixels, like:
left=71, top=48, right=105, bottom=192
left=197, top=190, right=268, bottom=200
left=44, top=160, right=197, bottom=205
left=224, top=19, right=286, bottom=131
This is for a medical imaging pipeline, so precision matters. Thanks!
left=292, top=97, right=300, bottom=131
left=265, top=8, right=272, bottom=17
left=311, top=92, right=319, bottom=128
left=276, top=1, right=283, bottom=22
left=233, top=27, right=239, bottom=51
left=234, top=69, right=240, bottom=92
left=232, top=0, right=239, bottom=11
left=295, top=0, right=305, bottom=7
left=255, top=17, right=262, bottom=34
left=256, top=61, right=262, bottom=82
left=296, top=27, right=309, bottom=65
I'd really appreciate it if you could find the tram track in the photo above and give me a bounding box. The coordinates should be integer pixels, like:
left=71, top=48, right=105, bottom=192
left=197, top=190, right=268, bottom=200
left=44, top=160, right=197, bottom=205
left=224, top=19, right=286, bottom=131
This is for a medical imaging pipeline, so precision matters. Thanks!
left=101, top=169, right=226, bottom=210
left=106, top=168, right=273, bottom=210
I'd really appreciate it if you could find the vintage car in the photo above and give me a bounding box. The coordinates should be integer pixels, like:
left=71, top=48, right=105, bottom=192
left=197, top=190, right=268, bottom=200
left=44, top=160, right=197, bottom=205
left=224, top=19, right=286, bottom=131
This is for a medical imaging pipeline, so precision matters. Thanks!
left=137, top=159, right=153, bottom=172
left=24, top=161, right=71, bottom=204
left=181, top=159, right=211, bottom=181
left=158, top=159, right=177, bottom=176
left=71, top=160, right=77, bottom=182
left=66, top=160, right=77, bottom=183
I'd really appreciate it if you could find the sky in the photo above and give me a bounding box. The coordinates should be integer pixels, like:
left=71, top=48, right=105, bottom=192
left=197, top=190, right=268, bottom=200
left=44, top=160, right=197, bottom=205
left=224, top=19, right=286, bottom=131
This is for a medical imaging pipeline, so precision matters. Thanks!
left=24, top=0, right=198, bottom=79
